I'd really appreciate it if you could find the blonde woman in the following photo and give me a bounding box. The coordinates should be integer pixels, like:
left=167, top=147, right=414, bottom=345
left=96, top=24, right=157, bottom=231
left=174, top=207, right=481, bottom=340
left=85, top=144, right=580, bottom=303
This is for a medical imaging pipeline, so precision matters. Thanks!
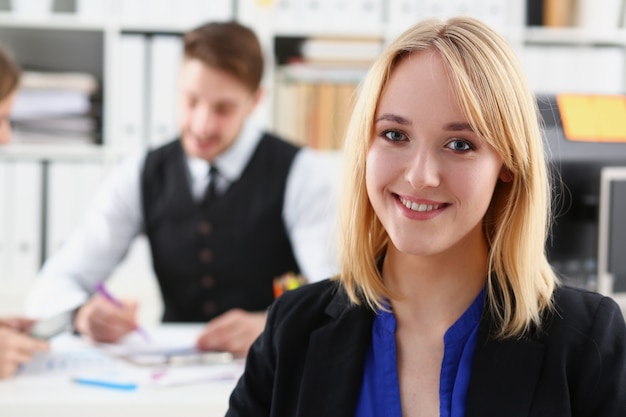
left=227, top=17, right=626, bottom=416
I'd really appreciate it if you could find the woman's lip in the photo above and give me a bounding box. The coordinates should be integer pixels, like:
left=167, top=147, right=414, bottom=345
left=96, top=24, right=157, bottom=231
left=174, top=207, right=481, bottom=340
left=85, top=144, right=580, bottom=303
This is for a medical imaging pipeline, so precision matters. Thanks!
left=396, top=195, right=447, bottom=212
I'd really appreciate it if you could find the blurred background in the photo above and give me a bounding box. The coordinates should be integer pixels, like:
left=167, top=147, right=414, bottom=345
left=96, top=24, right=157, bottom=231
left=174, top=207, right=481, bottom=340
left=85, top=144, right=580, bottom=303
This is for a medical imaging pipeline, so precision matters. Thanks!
left=1, top=0, right=625, bottom=320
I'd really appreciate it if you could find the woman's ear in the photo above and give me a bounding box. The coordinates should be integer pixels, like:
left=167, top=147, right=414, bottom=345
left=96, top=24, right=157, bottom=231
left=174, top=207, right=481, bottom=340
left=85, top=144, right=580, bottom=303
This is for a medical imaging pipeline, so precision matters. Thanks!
left=499, top=166, right=513, bottom=183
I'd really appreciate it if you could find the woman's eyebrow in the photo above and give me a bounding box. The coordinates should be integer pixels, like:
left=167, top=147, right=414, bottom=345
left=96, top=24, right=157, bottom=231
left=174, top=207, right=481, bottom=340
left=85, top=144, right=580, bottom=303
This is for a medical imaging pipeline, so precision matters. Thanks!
left=375, top=115, right=475, bottom=135
left=375, top=113, right=411, bottom=125
left=444, top=122, right=473, bottom=132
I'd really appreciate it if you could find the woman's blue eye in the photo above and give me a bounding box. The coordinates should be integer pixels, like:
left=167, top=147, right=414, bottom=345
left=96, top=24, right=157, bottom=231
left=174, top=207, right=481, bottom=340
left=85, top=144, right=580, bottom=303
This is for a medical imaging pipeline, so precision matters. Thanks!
left=384, top=130, right=406, bottom=142
left=446, top=139, right=473, bottom=151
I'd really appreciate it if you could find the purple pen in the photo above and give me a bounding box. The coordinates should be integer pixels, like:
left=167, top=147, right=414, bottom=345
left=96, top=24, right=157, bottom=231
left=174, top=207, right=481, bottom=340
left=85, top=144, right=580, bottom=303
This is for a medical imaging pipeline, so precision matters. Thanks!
left=95, top=282, right=123, bottom=308
left=95, top=282, right=151, bottom=342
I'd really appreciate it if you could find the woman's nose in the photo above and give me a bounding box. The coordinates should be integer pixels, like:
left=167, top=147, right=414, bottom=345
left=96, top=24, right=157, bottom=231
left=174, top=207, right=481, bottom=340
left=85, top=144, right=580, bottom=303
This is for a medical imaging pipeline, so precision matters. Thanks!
left=404, top=148, right=440, bottom=190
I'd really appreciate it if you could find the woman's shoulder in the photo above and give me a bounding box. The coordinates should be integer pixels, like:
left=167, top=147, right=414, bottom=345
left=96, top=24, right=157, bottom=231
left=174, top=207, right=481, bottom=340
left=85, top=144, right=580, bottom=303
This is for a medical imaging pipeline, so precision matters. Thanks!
left=266, top=279, right=359, bottom=332
left=272, top=279, right=345, bottom=314
left=553, top=285, right=622, bottom=317
left=546, top=285, right=626, bottom=340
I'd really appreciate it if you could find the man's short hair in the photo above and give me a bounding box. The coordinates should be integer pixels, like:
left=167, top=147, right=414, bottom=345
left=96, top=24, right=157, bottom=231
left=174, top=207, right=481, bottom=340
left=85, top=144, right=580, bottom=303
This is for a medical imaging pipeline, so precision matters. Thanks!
left=184, top=21, right=264, bottom=93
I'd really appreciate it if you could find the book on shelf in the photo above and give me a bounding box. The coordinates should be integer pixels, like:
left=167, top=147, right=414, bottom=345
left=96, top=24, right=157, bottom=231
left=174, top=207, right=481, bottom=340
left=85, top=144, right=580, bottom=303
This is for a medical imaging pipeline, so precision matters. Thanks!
left=12, top=89, right=92, bottom=119
left=542, top=0, right=575, bottom=27
left=300, top=37, right=384, bottom=66
left=308, top=83, right=335, bottom=149
left=273, top=76, right=357, bottom=150
left=11, top=115, right=99, bottom=143
left=19, top=70, right=99, bottom=95
left=332, top=83, right=355, bottom=149
left=527, top=0, right=544, bottom=26
left=575, top=0, right=624, bottom=30
left=540, top=0, right=625, bottom=29
left=275, top=35, right=382, bottom=69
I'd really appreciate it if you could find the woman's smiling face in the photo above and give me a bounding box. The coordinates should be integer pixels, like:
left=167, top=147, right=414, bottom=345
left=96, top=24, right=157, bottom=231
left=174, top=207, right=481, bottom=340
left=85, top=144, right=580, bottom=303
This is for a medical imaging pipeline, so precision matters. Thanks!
left=366, top=50, right=509, bottom=259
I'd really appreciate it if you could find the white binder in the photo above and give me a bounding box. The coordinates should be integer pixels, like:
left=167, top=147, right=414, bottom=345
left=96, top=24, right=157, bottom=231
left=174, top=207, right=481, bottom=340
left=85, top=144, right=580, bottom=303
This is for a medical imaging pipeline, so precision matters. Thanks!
left=114, top=34, right=147, bottom=152
left=8, top=161, right=43, bottom=282
left=46, top=161, right=107, bottom=259
left=148, top=35, right=183, bottom=149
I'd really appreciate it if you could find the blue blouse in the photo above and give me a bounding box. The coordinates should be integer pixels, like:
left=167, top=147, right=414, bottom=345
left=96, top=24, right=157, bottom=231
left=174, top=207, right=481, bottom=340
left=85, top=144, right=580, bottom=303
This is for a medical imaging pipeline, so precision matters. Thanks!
left=354, top=288, right=485, bottom=417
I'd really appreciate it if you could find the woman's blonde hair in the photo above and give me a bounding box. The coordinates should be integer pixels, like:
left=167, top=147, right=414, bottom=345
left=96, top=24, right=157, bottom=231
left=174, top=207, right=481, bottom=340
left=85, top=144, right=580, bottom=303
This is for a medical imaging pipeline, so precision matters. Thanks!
left=337, top=16, right=558, bottom=338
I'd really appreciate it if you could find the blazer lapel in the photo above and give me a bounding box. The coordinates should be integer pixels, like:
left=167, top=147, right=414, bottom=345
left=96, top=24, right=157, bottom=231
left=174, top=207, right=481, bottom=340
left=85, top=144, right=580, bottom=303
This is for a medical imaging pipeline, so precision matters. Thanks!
left=297, top=290, right=374, bottom=417
left=466, top=324, right=545, bottom=417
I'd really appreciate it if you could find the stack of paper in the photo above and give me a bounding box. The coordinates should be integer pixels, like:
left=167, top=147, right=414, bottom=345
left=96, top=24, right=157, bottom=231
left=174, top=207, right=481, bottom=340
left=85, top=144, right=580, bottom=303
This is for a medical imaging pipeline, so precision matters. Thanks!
left=17, top=325, right=244, bottom=389
left=11, top=70, right=101, bottom=145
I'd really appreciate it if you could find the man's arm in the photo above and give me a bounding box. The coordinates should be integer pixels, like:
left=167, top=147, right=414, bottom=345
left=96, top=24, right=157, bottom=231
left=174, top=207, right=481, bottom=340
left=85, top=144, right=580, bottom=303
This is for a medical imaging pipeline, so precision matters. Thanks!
left=25, top=154, right=146, bottom=319
left=196, top=309, right=267, bottom=357
left=283, top=148, right=342, bottom=282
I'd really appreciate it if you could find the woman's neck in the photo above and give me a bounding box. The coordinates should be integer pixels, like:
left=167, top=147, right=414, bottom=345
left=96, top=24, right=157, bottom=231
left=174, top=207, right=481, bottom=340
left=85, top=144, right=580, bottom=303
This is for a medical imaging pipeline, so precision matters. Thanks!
left=382, top=241, right=488, bottom=334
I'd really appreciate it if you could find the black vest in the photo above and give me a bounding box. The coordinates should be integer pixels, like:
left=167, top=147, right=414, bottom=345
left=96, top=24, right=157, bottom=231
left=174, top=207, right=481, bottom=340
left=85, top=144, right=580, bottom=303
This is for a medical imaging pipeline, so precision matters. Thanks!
left=141, top=134, right=301, bottom=322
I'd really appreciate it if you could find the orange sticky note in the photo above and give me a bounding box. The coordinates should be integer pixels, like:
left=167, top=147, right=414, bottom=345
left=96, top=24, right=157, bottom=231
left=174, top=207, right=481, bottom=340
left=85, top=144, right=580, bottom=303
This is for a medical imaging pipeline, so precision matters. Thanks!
left=557, top=94, right=626, bottom=143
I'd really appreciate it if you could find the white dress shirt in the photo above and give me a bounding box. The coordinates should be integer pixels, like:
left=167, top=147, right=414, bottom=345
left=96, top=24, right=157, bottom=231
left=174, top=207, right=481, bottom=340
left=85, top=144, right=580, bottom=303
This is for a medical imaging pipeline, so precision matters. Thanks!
left=25, top=120, right=342, bottom=318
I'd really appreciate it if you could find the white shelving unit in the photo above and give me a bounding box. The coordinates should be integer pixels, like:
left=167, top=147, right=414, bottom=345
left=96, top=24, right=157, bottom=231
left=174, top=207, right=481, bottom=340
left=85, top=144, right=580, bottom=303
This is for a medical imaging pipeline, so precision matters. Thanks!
left=1, top=0, right=625, bottom=316
left=0, top=0, right=235, bottom=318
left=520, top=26, right=626, bottom=95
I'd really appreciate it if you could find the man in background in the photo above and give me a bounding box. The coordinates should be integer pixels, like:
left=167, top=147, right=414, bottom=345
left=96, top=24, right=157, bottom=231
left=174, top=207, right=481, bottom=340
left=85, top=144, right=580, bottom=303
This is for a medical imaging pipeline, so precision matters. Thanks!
left=26, top=21, right=340, bottom=357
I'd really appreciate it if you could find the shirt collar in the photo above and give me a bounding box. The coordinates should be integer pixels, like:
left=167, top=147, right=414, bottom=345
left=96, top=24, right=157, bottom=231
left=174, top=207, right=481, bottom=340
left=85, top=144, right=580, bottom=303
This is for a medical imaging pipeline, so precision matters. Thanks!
left=185, top=119, right=263, bottom=183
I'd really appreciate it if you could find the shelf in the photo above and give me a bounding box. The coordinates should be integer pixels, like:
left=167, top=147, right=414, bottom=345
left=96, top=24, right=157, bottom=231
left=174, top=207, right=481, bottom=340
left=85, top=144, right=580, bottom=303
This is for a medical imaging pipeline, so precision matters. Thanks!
left=524, top=27, right=626, bottom=46
left=0, top=12, right=110, bottom=30
left=0, top=142, right=106, bottom=162
left=277, top=65, right=369, bottom=84
left=117, top=22, right=190, bottom=34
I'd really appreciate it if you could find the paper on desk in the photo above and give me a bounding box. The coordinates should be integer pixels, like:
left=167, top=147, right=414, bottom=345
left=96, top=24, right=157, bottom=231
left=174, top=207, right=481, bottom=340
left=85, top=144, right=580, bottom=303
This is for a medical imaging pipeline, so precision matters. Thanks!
left=150, top=360, right=245, bottom=387
left=96, top=325, right=234, bottom=366
left=17, top=326, right=243, bottom=388
left=97, top=324, right=201, bottom=355
left=17, top=333, right=128, bottom=378
left=68, top=359, right=244, bottom=390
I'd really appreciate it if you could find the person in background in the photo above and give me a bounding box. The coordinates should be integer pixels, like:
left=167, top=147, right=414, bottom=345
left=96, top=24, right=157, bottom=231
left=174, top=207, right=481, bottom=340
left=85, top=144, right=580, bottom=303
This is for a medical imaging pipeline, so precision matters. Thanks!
left=0, top=46, right=20, bottom=145
left=0, top=47, right=49, bottom=379
left=226, top=17, right=626, bottom=416
left=0, top=318, right=48, bottom=379
left=25, top=21, right=340, bottom=357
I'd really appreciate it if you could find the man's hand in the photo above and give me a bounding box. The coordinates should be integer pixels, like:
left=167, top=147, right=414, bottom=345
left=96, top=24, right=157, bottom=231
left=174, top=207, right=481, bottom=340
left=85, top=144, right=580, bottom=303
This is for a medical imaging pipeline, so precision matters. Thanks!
left=0, top=318, right=49, bottom=379
left=74, top=294, right=138, bottom=343
left=196, top=309, right=267, bottom=357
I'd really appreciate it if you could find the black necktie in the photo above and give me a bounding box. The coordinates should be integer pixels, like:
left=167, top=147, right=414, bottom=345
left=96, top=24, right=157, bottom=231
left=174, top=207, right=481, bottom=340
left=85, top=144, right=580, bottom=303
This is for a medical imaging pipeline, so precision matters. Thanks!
left=203, top=165, right=219, bottom=206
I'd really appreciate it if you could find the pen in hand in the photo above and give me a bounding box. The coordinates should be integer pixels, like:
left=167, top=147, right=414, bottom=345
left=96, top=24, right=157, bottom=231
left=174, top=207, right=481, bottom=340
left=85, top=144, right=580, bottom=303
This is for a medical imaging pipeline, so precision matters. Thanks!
left=95, top=282, right=151, bottom=342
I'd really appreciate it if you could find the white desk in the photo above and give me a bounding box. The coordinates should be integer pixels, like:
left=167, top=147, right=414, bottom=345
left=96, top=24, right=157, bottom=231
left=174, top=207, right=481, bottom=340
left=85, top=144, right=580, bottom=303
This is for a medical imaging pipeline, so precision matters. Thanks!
left=0, top=324, right=239, bottom=417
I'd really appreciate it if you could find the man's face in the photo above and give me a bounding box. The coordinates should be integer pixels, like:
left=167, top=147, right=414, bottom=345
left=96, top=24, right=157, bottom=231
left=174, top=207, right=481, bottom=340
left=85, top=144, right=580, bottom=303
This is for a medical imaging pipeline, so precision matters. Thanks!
left=177, top=59, right=260, bottom=161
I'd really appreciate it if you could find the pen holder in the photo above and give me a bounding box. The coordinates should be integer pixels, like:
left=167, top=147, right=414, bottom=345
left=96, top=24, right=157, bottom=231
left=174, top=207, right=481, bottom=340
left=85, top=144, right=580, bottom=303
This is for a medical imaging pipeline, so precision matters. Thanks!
left=273, top=272, right=307, bottom=298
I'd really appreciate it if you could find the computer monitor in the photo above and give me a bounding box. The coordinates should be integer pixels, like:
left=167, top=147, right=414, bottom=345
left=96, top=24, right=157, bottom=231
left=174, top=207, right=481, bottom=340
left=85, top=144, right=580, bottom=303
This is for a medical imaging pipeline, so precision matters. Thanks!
left=597, top=167, right=626, bottom=309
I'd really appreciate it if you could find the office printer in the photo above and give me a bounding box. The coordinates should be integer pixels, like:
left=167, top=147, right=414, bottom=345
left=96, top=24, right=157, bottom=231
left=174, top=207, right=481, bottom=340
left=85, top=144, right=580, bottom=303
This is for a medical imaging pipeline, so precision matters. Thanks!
left=537, top=94, right=626, bottom=291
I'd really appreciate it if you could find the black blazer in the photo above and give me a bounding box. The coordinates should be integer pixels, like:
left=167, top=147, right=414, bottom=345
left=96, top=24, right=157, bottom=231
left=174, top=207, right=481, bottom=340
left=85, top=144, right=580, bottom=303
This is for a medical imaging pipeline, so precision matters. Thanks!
left=227, top=280, right=626, bottom=417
